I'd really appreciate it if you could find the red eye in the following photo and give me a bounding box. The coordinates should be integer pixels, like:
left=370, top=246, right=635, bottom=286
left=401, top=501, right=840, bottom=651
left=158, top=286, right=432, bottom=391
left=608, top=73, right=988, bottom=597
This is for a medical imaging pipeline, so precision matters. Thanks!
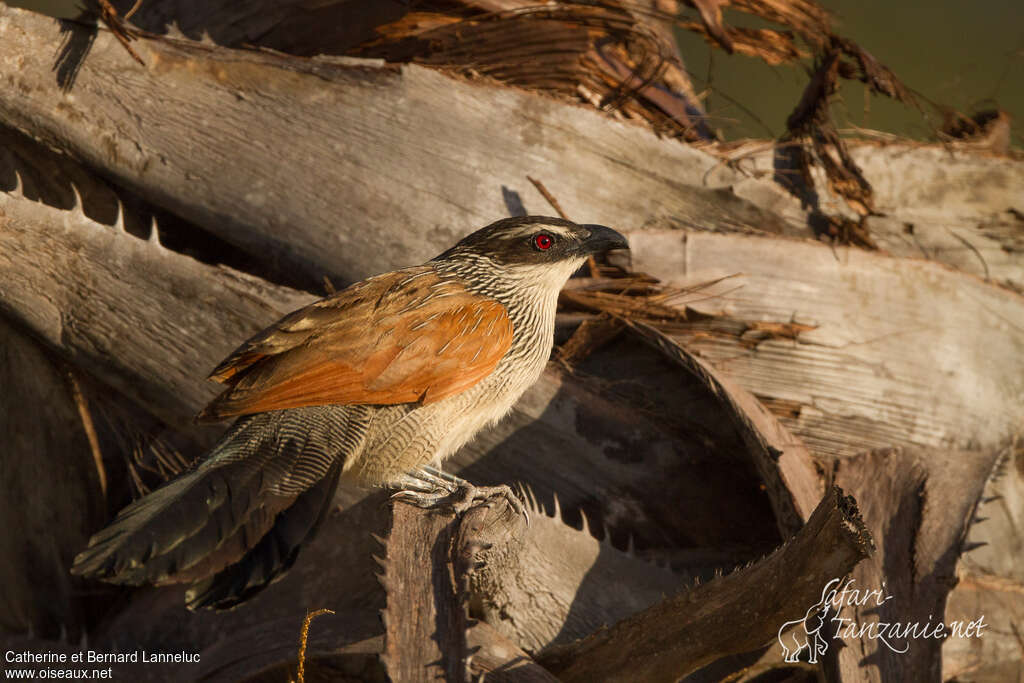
left=533, top=233, right=554, bottom=250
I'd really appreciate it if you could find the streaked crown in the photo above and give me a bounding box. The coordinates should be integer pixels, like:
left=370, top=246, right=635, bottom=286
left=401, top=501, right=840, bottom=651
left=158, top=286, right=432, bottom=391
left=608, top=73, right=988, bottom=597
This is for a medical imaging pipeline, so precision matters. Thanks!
left=434, top=216, right=628, bottom=267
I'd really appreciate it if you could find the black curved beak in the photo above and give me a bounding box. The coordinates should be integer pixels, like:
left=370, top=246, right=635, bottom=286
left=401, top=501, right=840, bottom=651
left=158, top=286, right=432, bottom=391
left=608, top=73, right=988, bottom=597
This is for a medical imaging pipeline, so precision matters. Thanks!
left=580, top=224, right=629, bottom=255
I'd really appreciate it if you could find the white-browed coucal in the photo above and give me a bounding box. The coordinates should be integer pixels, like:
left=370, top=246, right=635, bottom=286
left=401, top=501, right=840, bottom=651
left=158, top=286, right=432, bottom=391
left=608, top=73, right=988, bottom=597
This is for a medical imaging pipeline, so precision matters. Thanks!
left=71, top=216, right=628, bottom=609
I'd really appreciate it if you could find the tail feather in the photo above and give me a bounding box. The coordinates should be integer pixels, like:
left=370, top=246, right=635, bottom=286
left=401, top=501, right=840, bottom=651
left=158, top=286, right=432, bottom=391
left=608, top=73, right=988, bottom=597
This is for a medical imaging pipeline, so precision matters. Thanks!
left=185, top=461, right=342, bottom=610
left=71, top=407, right=360, bottom=603
left=168, top=504, right=279, bottom=585
left=70, top=459, right=271, bottom=585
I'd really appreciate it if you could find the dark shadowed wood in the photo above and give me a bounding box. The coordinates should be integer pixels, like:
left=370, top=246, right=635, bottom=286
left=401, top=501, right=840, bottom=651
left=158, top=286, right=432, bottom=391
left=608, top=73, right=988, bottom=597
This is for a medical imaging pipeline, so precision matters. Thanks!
left=825, top=446, right=1003, bottom=683
left=0, top=317, right=105, bottom=641
left=539, top=487, right=875, bottom=682
left=0, top=634, right=173, bottom=682
left=195, top=613, right=384, bottom=683
left=87, top=493, right=392, bottom=679
left=626, top=321, right=822, bottom=535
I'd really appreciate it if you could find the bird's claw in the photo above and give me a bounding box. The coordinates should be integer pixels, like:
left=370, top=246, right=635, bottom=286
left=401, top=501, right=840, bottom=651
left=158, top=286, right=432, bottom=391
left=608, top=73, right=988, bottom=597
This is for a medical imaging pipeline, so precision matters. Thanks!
left=461, top=484, right=529, bottom=527
left=391, top=474, right=528, bottom=525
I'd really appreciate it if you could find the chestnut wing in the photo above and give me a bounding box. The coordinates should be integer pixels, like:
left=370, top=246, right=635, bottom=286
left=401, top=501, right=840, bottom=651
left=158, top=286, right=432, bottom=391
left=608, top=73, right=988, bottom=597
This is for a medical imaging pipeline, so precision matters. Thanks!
left=198, top=267, right=514, bottom=421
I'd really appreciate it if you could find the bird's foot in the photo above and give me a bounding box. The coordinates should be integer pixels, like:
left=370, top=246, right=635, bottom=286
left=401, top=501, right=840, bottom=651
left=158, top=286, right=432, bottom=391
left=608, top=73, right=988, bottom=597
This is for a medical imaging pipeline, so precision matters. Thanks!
left=391, top=466, right=528, bottom=524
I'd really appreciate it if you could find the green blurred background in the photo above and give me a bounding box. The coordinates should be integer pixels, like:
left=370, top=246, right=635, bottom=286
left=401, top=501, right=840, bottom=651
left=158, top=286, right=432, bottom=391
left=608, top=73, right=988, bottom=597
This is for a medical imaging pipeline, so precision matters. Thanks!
left=9, top=0, right=1023, bottom=145
left=673, top=0, right=1023, bottom=144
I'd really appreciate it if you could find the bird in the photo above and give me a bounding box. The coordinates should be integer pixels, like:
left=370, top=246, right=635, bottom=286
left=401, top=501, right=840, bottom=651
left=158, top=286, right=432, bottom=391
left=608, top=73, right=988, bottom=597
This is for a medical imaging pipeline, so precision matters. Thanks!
left=71, top=215, right=628, bottom=610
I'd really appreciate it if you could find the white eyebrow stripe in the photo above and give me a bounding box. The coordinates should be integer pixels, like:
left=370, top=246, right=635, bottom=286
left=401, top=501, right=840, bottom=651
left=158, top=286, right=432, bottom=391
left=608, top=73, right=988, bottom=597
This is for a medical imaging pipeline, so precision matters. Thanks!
left=509, top=224, right=574, bottom=239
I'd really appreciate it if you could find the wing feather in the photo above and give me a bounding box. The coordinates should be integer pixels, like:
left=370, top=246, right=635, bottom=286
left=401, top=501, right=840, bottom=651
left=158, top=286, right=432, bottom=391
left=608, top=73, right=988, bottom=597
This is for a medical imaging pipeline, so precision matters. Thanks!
left=198, top=267, right=513, bottom=420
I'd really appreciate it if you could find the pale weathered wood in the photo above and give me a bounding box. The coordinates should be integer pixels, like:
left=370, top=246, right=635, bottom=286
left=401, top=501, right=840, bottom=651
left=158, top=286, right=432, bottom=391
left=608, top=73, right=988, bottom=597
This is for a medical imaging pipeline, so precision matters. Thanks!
left=4, top=6, right=1019, bottom=299
left=379, top=494, right=566, bottom=681
left=381, top=503, right=469, bottom=683
left=628, top=229, right=1024, bottom=460
left=0, top=165, right=314, bottom=433
left=539, top=487, right=874, bottom=682
left=853, top=144, right=1024, bottom=289
left=728, top=141, right=1024, bottom=290
left=462, top=484, right=682, bottom=653
left=941, top=437, right=1024, bottom=683
left=0, top=5, right=800, bottom=290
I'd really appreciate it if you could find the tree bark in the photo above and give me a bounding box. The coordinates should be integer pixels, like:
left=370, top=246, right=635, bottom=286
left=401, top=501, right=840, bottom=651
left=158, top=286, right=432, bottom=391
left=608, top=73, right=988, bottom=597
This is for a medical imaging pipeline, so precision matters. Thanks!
left=629, top=229, right=1024, bottom=461
left=0, top=6, right=791, bottom=291
left=540, top=487, right=874, bottom=682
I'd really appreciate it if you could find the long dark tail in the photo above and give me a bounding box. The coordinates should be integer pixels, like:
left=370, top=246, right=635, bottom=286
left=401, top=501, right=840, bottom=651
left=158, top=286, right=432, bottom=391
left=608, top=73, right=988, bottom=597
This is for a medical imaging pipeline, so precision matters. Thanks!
left=184, top=462, right=341, bottom=610
left=71, top=406, right=365, bottom=609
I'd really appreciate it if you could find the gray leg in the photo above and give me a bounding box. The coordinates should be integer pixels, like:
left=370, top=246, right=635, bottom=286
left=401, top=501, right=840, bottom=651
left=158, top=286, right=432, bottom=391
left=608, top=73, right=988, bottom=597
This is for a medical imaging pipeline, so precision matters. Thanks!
left=391, top=467, right=528, bottom=523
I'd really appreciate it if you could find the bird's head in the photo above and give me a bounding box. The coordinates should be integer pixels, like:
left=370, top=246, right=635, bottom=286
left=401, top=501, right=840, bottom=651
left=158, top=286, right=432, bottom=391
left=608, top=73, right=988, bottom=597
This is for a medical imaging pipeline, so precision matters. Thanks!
left=434, top=216, right=629, bottom=288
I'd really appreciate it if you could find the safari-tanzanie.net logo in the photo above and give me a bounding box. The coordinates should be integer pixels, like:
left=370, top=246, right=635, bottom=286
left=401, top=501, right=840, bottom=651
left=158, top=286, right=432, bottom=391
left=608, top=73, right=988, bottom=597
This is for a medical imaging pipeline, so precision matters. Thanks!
left=777, top=577, right=987, bottom=663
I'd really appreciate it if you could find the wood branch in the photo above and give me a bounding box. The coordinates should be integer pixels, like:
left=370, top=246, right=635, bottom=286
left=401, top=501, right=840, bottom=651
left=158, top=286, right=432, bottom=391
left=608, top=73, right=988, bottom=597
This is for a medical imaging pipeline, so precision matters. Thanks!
left=726, top=140, right=1024, bottom=290
left=375, top=485, right=572, bottom=680
left=4, top=7, right=1018, bottom=293
left=381, top=502, right=469, bottom=682
left=105, top=0, right=708, bottom=138
left=826, top=446, right=1005, bottom=682
left=381, top=488, right=663, bottom=681
left=462, top=486, right=681, bottom=652
left=628, top=229, right=1024, bottom=460
left=94, top=456, right=695, bottom=670
left=0, top=5, right=802, bottom=290
left=0, top=155, right=314, bottom=434
left=466, top=621, right=560, bottom=682
left=942, top=436, right=1024, bottom=681
left=538, top=487, right=874, bottom=682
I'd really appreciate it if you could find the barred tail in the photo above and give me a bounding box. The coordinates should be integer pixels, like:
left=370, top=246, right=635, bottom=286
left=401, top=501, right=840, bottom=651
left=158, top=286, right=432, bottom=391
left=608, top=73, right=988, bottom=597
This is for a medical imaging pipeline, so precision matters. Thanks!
left=71, top=406, right=362, bottom=609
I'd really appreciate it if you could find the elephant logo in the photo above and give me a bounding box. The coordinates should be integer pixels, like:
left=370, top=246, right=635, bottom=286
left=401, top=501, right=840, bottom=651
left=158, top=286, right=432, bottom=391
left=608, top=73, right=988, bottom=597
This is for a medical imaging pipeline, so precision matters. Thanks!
left=777, top=584, right=835, bottom=664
